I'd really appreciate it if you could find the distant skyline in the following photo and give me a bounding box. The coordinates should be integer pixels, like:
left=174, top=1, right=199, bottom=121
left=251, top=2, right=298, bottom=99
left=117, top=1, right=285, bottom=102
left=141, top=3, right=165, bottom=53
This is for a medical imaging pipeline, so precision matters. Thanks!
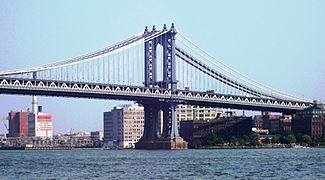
left=0, top=1, right=324, bottom=134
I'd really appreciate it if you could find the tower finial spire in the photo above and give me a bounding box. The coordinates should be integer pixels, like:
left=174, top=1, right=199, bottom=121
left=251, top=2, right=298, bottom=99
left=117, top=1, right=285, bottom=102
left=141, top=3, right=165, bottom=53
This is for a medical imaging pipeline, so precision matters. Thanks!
left=144, top=26, right=148, bottom=34
left=171, top=23, right=177, bottom=33
left=163, top=24, right=167, bottom=31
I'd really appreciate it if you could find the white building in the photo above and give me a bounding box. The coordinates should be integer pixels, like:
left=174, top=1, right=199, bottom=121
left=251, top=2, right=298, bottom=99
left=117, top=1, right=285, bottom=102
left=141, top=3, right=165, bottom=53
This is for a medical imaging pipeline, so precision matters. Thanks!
left=28, top=112, right=53, bottom=138
left=28, top=97, right=53, bottom=138
left=177, top=104, right=222, bottom=121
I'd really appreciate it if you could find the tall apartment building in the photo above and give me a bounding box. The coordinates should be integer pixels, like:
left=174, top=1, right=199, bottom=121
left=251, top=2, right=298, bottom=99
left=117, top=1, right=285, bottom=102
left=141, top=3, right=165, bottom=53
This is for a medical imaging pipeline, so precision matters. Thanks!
left=104, top=104, right=144, bottom=148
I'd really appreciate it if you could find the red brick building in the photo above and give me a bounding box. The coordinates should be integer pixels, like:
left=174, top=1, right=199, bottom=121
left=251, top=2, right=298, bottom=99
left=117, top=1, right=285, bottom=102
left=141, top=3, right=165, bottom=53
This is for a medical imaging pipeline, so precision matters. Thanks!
left=292, top=101, right=325, bottom=139
left=279, top=115, right=292, bottom=133
left=8, top=111, right=30, bottom=137
left=255, top=113, right=292, bottom=135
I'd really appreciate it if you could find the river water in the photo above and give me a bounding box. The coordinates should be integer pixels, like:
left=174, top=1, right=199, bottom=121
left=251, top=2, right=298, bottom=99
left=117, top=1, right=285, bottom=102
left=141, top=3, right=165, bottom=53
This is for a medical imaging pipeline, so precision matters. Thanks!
left=0, top=148, right=324, bottom=179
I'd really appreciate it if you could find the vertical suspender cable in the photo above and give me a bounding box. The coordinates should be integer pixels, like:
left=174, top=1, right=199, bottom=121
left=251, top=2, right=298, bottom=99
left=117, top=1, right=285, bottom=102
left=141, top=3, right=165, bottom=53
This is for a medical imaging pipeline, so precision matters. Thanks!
left=107, top=55, right=110, bottom=83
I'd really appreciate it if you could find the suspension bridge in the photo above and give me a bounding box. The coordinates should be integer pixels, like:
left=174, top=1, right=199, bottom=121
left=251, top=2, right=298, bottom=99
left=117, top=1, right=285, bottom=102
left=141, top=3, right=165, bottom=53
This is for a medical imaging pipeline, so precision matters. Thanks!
left=0, top=24, right=315, bottom=149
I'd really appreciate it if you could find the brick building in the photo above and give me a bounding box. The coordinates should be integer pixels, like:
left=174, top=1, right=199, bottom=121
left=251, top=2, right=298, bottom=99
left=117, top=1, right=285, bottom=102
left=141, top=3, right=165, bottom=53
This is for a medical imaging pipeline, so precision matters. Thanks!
left=8, top=111, right=30, bottom=137
left=254, top=113, right=292, bottom=135
left=292, top=101, right=325, bottom=139
left=180, top=116, right=252, bottom=147
left=279, top=115, right=292, bottom=133
left=261, top=114, right=282, bottom=134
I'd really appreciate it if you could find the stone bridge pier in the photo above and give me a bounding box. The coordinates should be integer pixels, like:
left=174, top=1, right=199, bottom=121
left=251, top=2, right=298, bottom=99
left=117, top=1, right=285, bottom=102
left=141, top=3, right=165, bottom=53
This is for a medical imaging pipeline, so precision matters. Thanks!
left=135, top=100, right=188, bottom=150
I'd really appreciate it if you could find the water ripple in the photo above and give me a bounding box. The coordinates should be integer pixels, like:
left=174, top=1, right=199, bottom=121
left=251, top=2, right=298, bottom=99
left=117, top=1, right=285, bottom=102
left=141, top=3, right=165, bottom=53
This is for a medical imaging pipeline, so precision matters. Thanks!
left=0, top=148, right=324, bottom=179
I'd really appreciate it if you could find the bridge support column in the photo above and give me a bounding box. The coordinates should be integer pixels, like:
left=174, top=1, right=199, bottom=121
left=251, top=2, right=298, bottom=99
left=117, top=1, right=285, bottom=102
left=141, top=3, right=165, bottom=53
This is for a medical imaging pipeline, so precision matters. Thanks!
left=135, top=101, right=187, bottom=150
left=160, top=102, right=188, bottom=150
left=140, top=102, right=160, bottom=141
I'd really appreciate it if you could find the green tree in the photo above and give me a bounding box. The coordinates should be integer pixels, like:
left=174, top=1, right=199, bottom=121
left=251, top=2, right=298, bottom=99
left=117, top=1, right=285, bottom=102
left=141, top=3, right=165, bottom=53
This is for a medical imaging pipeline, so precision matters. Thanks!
left=249, top=134, right=261, bottom=146
left=321, top=136, right=325, bottom=146
left=295, top=133, right=304, bottom=144
left=238, top=138, right=246, bottom=146
left=242, top=135, right=250, bottom=145
left=251, top=138, right=261, bottom=146
left=215, top=137, right=225, bottom=145
left=279, top=136, right=286, bottom=144
left=286, top=134, right=297, bottom=144
left=301, top=135, right=312, bottom=146
left=206, top=135, right=217, bottom=145
left=272, top=136, right=280, bottom=143
left=242, top=135, right=250, bottom=141
left=230, top=136, right=238, bottom=146
left=206, top=135, right=224, bottom=145
left=263, top=137, right=271, bottom=144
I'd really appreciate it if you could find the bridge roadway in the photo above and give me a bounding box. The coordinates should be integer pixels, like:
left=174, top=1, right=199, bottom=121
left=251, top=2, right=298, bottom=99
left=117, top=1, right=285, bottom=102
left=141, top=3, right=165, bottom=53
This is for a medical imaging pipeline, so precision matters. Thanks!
left=0, top=77, right=312, bottom=114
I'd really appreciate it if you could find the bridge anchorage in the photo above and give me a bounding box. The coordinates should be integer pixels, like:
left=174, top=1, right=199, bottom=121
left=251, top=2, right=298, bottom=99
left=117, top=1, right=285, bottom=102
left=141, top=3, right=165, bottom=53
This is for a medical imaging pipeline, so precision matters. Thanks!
left=136, top=24, right=188, bottom=149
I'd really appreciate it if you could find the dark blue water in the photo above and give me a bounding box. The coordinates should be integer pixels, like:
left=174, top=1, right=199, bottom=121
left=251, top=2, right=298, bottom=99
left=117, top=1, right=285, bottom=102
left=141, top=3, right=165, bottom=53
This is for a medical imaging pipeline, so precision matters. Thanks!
left=0, top=148, right=324, bottom=179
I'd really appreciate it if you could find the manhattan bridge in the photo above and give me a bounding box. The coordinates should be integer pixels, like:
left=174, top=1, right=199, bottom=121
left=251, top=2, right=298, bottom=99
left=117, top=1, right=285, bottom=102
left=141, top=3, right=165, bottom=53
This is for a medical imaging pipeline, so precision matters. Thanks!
left=0, top=24, right=316, bottom=149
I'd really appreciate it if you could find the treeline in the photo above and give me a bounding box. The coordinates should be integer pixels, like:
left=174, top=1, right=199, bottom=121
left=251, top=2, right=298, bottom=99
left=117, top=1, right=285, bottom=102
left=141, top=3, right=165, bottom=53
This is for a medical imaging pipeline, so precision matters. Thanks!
left=204, top=133, right=325, bottom=147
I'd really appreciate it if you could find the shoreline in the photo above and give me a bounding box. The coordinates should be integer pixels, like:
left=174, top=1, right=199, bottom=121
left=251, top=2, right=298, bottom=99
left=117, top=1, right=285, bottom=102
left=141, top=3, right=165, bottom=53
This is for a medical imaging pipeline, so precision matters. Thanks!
left=0, top=146, right=125, bottom=150
left=1, top=145, right=324, bottom=150
left=196, top=146, right=307, bottom=149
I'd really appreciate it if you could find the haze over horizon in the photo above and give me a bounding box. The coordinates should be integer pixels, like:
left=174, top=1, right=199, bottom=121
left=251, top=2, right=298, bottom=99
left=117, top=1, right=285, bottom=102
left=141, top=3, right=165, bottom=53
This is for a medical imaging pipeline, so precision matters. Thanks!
left=0, top=0, right=324, bottom=134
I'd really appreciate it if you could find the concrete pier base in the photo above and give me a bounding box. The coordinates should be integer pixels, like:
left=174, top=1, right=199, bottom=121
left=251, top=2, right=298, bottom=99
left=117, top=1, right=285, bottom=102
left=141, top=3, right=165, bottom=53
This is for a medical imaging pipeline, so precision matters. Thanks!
left=135, top=137, right=188, bottom=150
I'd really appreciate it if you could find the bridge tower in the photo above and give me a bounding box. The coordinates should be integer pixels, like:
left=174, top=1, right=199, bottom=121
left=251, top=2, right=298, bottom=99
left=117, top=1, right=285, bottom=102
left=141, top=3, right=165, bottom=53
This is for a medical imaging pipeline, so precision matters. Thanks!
left=136, top=24, right=188, bottom=149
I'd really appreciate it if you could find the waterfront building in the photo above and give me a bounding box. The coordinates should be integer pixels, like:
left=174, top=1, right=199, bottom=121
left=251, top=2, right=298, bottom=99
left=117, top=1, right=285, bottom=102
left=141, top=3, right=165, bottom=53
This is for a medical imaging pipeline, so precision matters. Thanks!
left=69, top=132, right=93, bottom=147
left=28, top=106, right=53, bottom=138
left=260, top=114, right=282, bottom=134
left=292, top=101, right=325, bottom=139
left=279, top=115, right=292, bottom=133
left=176, top=105, right=221, bottom=122
left=176, top=105, right=222, bottom=131
left=254, top=114, right=292, bottom=135
left=4, top=132, right=92, bottom=148
left=90, top=131, right=104, bottom=147
left=252, top=115, right=263, bottom=129
left=8, top=111, right=30, bottom=137
left=180, top=116, right=252, bottom=147
left=7, top=97, right=53, bottom=139
left=104, top=104, right=144, bottom=148
left=252, top=115, right=270, bottom=135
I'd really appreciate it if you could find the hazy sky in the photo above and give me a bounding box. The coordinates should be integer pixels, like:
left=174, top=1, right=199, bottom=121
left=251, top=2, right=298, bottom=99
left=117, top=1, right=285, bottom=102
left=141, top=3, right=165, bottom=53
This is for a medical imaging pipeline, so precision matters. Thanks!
left=0, top=1, right=324, bottom=134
